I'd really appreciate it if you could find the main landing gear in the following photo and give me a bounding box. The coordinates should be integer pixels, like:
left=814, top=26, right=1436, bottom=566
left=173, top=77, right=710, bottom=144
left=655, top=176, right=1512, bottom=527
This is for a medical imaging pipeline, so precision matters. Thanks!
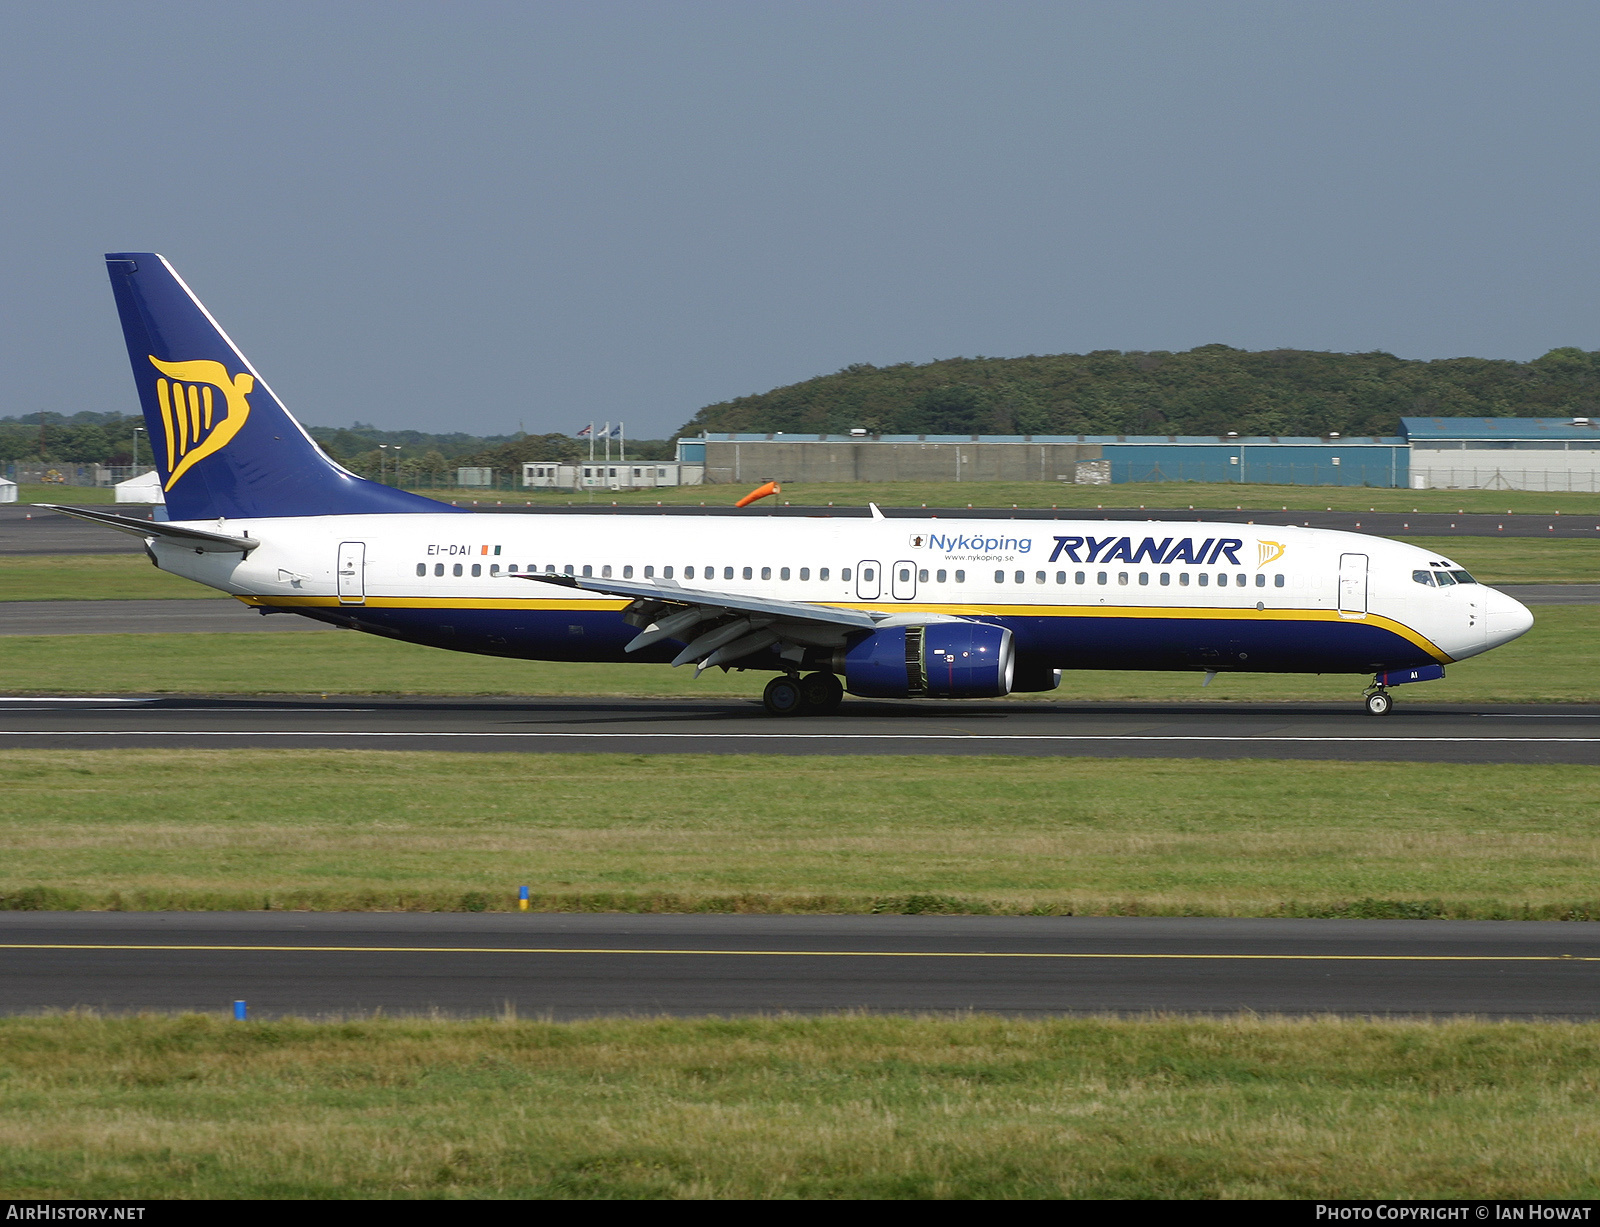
left=1363, top=687, right=1393, bottom=717
left=763, top=671, right=844, bottom=717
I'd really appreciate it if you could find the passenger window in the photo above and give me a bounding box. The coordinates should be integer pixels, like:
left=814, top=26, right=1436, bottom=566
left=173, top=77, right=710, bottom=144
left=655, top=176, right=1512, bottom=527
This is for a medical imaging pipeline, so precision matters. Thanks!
left=1097, top=571, right=1108, bottom=585
left=758, top=567, right=769, bottom=580
left=416, top=563, right=426, bottom=577
left=1014, top=571, right=1025, bottom=584
left=724, top=567, right=734, bottom=580
left=1160, top=573, right=1170, bottom=586
left=563, top=564, right=574, bottom=575
left=601, top=565, right=611, bottom=578
left=685, top=566, right=695, bottom=579
left=471, top=564, right=482, bottom=577
left=623, top=565, right=634, bottom=578
left=1179, top=572, right=1189, bottom=586
left=1198, top=573, right=1208, bottom=587
left=1450, top=570, right=1476, bottom=584
left=1254, top=574, right=1264, bottom=587
left=1436, top=571, right=1456, bottom=587
left=800, top=567, right=810, bottom=580
left=1274, top=574, right=1284, bottom=588
left=1117, top=571, right=1128, bottom=585
left=644, top=565, right=654, bottom=578
left=1075, top=571, right=1085, bottom=584
left=1237, top=574, right=1246, bottom=587
left=545, top=564, right=555, bottom=573
left=582, top=565, right=593, bottom=577
left=1138, top=572, right=1149, bottom=586
left=995, top=570, right=1006, bottom=583
left=919, top=569, right=929, bottom=582
left=490, top=564, right=500, bottom=575
left=864, top=568, right=874, bottom=582
left=663, top=566, right=674, bottom=579
left=1055, top=571, right=1066, bottom=584
left=954, top=570, right=965, bottom=583
left=1035, top=571, right=1045, bottom=584
left=453, top=563, right=463, bottom=577
left=434, top=563, right=444, bottom=577
left=781, top=567, right=791, bottom=580
left=1216, top=574, right=1226, bottom=587
left=937, top=569, right=947, bottom=583
left=508, top=564, right=518, bottom=573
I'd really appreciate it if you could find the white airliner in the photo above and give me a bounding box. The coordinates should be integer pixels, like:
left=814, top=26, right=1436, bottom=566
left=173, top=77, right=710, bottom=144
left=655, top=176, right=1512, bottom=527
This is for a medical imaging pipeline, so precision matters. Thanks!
left=48, top=254, right=1534, bottom=717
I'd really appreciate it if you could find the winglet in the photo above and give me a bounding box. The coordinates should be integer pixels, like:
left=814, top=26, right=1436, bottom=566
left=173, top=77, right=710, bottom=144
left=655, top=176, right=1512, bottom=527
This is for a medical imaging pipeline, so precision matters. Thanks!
left=868, top=503, right=885, bottom=520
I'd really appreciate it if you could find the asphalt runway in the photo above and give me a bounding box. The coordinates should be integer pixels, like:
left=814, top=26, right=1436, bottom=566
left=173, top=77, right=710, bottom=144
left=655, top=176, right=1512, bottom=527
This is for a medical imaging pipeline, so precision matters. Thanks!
left=3, top=694, right=1597, bottom=763
left=2, top=913, right=1594, bottom=1019
left=0, top=598, right=336, bottom=635
left=6, top=501, right=1600, bottom=556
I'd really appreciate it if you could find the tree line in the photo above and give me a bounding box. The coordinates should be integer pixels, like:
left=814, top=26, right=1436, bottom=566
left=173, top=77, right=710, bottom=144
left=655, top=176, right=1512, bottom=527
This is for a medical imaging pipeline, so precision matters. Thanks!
left=674, top=345, right=1600, bottom=439
left=0, top=413, right=673, bottom=482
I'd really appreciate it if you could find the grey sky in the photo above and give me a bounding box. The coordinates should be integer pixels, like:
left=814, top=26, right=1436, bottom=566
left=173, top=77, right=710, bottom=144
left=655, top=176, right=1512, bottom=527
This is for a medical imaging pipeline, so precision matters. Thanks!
left=1, top=1, right=1596, bottom=438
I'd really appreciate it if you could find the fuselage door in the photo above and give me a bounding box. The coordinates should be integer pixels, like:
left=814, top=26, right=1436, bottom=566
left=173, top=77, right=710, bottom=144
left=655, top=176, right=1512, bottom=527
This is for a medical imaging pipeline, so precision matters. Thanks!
left=891, top=559, right=917, bottom=601
left=337, top=541, right=366, bottom=605
left=1338, top=552, right=1368, bottom=617
left=856, top=560, right=882, bottom=601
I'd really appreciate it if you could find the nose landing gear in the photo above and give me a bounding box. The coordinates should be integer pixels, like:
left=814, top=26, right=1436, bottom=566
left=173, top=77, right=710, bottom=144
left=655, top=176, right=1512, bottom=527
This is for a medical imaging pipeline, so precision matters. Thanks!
left=1362, top=686, right=1393, bottom=716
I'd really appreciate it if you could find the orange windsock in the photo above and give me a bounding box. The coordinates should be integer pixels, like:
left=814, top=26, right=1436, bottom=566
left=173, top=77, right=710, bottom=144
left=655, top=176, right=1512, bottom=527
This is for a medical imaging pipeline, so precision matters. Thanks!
left=735, top=480, right=780, bottom=508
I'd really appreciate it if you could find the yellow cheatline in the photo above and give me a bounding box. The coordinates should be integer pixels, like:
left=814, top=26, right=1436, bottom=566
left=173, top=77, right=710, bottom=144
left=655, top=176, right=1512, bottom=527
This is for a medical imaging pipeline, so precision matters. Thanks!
left=0, top=944, right=1591, bottom=962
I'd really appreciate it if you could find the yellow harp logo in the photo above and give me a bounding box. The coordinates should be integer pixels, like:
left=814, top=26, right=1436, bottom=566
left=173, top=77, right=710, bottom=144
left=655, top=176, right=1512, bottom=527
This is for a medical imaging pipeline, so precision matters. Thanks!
left=1258, top=540, right=1287, bottom=568
left=148, top=356, right=254, bottom=491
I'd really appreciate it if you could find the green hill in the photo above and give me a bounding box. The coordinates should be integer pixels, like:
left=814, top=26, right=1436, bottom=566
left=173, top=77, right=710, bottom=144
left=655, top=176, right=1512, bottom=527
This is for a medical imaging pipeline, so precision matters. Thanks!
left=675, top=345, right=1600, bottom=440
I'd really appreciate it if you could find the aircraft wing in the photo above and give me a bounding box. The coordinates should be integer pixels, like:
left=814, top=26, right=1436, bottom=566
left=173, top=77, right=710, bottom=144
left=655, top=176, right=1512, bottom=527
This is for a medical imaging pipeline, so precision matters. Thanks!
left=37, top=505, right=260, bottom=554
left=515, top=572, right=880, bottom=672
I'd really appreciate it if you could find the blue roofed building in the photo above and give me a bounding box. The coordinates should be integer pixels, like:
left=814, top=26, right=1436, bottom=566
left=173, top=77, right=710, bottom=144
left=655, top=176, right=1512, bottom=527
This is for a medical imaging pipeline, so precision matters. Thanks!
left=674, top=416, right=1600, bottom=490
left=1403, top=417, right=1600, bottom=491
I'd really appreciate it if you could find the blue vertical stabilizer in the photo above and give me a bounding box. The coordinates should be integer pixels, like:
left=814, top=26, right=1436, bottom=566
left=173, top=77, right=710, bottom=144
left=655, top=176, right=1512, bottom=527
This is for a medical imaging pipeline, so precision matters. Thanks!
left=105, top=253, right=462, bottom=519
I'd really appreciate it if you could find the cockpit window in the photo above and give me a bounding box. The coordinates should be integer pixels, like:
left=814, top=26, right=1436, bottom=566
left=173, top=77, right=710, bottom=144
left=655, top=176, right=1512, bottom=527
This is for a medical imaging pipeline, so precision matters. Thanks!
left=1435, top=570, right=1457, bottom=587
left=1449, top=570, right=1476, bottom=585
left=1412, top=570, right=1435, bottom=587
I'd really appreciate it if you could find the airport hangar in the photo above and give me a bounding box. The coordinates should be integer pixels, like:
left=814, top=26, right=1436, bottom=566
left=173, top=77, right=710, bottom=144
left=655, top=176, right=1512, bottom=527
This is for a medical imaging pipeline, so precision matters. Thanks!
left=661, top=416, right=1600, bottom=492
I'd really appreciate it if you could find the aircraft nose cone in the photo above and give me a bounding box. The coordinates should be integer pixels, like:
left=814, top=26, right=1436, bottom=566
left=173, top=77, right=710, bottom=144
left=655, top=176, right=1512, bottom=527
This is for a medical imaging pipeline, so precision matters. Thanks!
left=1485, top=587, right=1534, bottom=646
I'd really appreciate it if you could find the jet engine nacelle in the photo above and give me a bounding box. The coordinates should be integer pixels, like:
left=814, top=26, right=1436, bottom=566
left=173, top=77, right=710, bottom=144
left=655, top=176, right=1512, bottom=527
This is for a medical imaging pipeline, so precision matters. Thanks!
left=841, top=621, right=1015, bottom=698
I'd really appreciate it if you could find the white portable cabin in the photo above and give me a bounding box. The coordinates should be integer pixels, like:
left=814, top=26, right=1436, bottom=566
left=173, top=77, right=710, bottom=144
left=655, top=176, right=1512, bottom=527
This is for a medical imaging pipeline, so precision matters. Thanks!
left=0, top=476, right=16, bottom=503
left=114, top=471, right=164, bottom=503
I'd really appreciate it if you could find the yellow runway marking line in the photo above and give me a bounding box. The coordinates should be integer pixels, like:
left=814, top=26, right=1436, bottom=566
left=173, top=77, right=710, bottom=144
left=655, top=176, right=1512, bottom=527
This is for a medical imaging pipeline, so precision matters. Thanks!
left=0, top=944, right=1594, bottom=962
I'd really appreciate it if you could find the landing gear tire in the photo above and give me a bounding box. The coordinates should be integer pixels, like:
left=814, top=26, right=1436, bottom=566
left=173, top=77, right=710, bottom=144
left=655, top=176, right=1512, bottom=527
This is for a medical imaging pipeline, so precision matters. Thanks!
left=763, top=675, right=807, bottom=717
left=1364, top=690, right=1393, bottom=716
left=799, top=671, right=844, bottom=716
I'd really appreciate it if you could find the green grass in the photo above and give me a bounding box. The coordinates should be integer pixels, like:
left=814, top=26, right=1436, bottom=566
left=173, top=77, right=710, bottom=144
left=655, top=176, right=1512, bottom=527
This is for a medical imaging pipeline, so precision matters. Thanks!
left=16, top=484, right=119, bottom=504
left=3, top=1012, right=1598, bottom=1199
left=1396, top=537, right=1597, bottom=584
left=4, top=751, right=1598, bottom=918
left=1, top=602, right=1592, bottom=701
left=0, top=554, right=227, bottom=601
left=410, top=479, right=1600, bottom=515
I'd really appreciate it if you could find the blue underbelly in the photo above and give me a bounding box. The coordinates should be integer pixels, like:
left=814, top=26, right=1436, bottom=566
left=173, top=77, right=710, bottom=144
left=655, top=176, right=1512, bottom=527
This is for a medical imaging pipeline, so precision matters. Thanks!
left=294, top=604, right=1435, bottom=675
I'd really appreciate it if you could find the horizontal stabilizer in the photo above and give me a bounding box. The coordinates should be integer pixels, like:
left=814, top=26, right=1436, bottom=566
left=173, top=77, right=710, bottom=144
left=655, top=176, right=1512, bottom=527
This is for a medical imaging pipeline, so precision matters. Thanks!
left=38, top=505, right=260, bottom=554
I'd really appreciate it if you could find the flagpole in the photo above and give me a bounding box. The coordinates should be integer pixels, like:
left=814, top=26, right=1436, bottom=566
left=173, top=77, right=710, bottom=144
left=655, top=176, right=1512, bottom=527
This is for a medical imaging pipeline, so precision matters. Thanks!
left=604, top=421, right=611, bottom=469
